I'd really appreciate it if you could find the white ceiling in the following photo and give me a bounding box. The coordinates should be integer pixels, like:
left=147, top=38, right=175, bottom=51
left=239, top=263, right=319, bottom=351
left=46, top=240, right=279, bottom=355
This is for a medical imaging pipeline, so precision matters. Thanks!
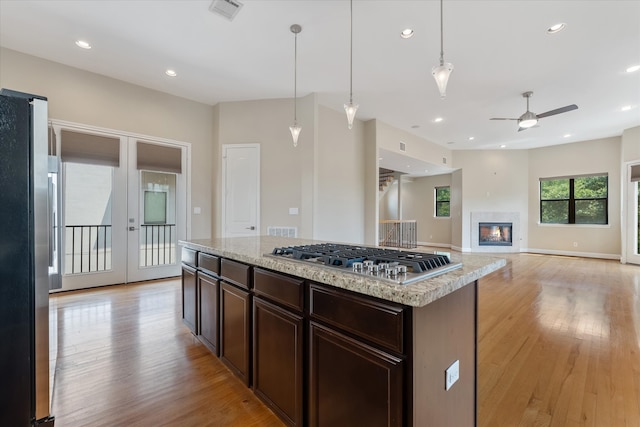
left=1, top=1, right=639, bottom=165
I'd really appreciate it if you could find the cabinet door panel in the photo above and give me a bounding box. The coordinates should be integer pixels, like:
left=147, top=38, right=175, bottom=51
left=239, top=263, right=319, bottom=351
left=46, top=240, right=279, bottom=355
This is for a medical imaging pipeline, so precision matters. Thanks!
left=253, top=298, right=303, bottom=427
left=199, top=273, right=219, bottom=355
left=181, top=265, right=197, bottom=334
left=309, top=322, right=403, bottom=427
left=220, top=282, right=251, bottom=385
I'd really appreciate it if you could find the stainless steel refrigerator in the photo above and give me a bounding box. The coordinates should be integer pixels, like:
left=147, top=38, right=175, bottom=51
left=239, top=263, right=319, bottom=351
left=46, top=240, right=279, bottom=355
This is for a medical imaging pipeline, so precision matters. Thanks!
left=0, top=89, right=55, bottom=426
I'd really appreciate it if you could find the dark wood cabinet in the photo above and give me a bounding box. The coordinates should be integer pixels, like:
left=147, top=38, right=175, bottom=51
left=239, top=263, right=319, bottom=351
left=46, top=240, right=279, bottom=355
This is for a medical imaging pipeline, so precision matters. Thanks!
left=220, top=281, right=251, bottom=385
left=198, top=272, right=220, bottom=355
left=253, top=297, right=304, bottom=427
left=309, top=322, right=404, bottom=427
left=181, top=265, right=197, bottom=334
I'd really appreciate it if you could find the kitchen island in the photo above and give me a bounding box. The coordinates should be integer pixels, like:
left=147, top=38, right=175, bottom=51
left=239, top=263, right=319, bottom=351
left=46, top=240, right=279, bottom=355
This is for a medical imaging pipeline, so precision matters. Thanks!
left=179, top=236, right=506, bottom=427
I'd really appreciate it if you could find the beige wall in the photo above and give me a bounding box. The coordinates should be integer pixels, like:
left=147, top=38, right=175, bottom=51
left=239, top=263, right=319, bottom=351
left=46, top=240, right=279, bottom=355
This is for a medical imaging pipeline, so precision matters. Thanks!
left=527, top=137, right=622, bottom=257
left=380, top=174, right=453, bottom=245
left=375, top=119, right=452, bottom=168
left=315, top=106, right=365, bottom=243
left=452, top=150, right=529, bottom=251
left=213, top=95, right=316, bottom=239
left=0, top=47, right=215, bottom=238
left=450, top=169, right=463, bottom=250
left=364, top=119, right=379, bottom=245
left=622, top=126, right=640, bottom=162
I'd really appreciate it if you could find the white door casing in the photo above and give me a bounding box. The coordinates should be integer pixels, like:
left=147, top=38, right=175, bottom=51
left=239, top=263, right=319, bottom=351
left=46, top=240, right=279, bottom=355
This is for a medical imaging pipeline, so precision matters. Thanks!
left=624, top=162, right=640, bottom=265
left=222, top=144, right=260, bottom=237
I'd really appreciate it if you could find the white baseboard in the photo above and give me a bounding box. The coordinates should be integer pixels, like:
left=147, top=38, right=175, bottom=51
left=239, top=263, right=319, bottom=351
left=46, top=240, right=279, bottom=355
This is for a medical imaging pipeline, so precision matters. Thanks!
left=521, top=248, right=621, bottom=260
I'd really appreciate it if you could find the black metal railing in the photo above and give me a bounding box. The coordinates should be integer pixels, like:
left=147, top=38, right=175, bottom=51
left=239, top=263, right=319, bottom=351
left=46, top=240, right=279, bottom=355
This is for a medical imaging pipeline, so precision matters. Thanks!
left=140, top=224, right=176, bottom=267
left=65, top=225, right=112, bottom=274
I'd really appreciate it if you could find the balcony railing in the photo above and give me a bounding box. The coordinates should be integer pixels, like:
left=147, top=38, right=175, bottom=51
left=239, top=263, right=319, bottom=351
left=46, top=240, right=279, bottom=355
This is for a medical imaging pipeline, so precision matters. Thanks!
left=65, top=224, right=112, bottom=274
left=65, top=223, right=176, bottom=275
left=139, top=224, right=176, bottom=267
left=379, top=220, right=417, bottom=249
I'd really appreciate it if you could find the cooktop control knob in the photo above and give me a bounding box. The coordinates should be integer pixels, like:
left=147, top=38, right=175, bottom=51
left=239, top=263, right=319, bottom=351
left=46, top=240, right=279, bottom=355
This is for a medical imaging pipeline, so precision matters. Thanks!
left=352, top=262, right=363, bottom=272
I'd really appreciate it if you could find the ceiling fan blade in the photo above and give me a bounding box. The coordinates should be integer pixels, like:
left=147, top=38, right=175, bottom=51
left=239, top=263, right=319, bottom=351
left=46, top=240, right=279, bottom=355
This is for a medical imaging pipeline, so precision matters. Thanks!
left=490, top=118, right=519, bottom=121
left=537, top=104, right=578, bottom=119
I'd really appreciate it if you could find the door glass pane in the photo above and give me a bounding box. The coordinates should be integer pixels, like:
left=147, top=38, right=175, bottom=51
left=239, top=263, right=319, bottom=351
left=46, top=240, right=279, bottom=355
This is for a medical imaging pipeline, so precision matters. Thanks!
left=139, top=171, right=177, bottom=267
left=64, top=163, right=113, bottom=274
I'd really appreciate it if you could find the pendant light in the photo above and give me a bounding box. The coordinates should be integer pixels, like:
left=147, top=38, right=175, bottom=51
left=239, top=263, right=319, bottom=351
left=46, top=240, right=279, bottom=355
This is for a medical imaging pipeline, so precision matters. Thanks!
left=432, top=0, right=454, bottom=99
left=344, top=0, right=358, bottom=129
left=289, top=24, right=302, bottom=147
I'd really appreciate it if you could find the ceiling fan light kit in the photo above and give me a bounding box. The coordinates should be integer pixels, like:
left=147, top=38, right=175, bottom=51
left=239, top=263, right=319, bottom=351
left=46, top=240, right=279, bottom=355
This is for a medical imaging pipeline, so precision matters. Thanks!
left=490, top=91, right=578, bottom=132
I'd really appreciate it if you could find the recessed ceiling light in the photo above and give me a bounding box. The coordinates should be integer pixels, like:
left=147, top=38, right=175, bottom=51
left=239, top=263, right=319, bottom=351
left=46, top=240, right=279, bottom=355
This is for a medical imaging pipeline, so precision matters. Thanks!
left=468, top=136, right=475, bottom=141
left=621, top=105, right=633, bottom=111
left=434, top=117, right=443, bottom=123
left=500, top=144, right=507, bottom=148
left=165, top=69, right=177, bottom=77
left=626, top=65, right=640, bottom=73
left=407, top=164, right=411, bottom=168
left=547, top=23, right=566, bottom=34
left=400, top=29, right=414, bottom=39
left=75, top=40, right=91, bottom=49
left=563, top=133, right=571, bottom=138
left=379, top=157, right=383, bottom=161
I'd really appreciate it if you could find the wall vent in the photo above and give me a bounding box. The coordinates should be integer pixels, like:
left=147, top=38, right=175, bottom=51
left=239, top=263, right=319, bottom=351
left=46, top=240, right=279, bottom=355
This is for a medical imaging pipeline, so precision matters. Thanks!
left=209, top=0, right=244, bottom=21
left=400, top=141, right=406, bottom=152
left=267, top=226, right=298, bottom=238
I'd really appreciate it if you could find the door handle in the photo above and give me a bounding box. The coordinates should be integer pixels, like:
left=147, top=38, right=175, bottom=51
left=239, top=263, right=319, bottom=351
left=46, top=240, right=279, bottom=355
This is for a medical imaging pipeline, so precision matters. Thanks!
left=129, top=226, right=138, bottom=231
left=245, top=226, right=256, bottom=230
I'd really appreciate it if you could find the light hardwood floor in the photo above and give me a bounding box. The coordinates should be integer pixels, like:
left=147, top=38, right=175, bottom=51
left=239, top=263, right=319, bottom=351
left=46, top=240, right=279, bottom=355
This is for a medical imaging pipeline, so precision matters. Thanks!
left=49, top=254, right=640, bottom=427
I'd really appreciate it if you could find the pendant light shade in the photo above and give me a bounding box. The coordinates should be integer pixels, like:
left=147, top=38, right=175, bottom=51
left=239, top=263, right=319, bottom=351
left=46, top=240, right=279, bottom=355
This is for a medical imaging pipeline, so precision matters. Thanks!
left=290, top=24, right=302, bottom=147
left=289, top=124, right=302, bottom=146
left=345, top=0, right=358, bottom=129
left=432, top=0, right=453, bottom=99
left=432, top=62, right=454, bottom=99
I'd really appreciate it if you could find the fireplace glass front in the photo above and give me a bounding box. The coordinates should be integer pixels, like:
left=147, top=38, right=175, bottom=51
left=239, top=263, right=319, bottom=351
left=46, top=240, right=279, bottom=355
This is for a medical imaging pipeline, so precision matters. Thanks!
left=479, top=222, right=513, bottom=246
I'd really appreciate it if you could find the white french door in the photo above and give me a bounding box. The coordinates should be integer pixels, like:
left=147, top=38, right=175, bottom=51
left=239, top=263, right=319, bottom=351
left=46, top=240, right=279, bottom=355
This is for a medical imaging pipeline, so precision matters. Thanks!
left=222, top=144, right=260, bottom=237
left=54, top=122, right=189, bottom=291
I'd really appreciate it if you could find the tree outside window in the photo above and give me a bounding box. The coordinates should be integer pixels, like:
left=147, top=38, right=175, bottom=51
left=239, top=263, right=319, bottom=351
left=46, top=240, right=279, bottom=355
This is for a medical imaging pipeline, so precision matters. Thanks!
left=540, top=175, right=608, bottom=224
left=435, top=186, right=450, bottom=217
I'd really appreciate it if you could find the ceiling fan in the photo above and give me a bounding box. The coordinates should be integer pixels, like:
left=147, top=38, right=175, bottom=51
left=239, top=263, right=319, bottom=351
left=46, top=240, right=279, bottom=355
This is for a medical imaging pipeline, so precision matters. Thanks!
left=490, top=91, right=578, bottom=131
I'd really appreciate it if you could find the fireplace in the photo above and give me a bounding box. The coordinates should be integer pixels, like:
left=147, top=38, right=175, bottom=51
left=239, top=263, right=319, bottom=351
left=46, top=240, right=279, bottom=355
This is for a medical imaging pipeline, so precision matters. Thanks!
left=479, top=222, right=513, bottom=246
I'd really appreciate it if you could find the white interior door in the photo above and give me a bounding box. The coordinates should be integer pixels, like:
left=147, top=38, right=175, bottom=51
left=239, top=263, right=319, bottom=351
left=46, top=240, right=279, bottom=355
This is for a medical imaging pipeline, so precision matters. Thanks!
left=626, top=163, right=640, bottom=265
left=222, top=144, right=260, bottom=237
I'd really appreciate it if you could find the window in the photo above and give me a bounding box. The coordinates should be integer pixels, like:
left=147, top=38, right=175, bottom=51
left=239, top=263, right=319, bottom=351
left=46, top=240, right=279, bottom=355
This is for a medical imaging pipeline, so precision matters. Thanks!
left=540, top=174, right=608, bottom=224
left=435, top=186, right=450, bottom=217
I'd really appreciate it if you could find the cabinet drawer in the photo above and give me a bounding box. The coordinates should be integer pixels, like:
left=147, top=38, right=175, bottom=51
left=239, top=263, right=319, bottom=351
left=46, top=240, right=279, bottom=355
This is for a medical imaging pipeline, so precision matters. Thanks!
left=181, top=247, right=197, bottom=268
left=309, top=283, right=405, bottom=354
left=254, top=268, right=304, bottom=312
left=221, top=259, right=251, bottom=289
left=198, top=252, right=220, bottom=277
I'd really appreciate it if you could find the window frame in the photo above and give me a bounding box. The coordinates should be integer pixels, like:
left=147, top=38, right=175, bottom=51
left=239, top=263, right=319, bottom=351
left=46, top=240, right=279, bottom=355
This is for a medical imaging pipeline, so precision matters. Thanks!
left=435, top=186, right=451, bottom=218
left=539, top=174, right=608, bottom=225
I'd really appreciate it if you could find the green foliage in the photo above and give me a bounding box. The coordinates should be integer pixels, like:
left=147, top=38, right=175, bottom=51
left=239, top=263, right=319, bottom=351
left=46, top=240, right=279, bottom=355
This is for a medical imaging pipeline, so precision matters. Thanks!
left=541, top=179, right=569, bottom=199
left=435, top=187, right=450, bottom=217
left=540, top=175, right=608, bottom=224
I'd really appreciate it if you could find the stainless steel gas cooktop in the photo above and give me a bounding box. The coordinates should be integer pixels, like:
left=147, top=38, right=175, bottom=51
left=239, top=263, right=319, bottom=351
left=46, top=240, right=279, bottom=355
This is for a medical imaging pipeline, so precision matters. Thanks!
left=267, top=243, right=462, bottom=285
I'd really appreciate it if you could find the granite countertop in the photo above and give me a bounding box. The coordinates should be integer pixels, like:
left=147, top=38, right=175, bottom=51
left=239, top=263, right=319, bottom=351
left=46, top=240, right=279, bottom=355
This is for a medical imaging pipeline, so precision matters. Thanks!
left=179, top=236, right=507, bottom=308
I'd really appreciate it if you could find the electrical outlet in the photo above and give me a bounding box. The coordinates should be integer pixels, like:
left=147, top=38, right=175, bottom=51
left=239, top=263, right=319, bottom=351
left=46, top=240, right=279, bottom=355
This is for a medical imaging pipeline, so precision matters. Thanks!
left=445, top=360, right=460, bottom=391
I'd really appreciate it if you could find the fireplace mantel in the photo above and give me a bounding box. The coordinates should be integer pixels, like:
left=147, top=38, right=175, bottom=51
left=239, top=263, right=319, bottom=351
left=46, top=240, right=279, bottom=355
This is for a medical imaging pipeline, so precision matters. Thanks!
left=471, top=212, right=520, bottom=252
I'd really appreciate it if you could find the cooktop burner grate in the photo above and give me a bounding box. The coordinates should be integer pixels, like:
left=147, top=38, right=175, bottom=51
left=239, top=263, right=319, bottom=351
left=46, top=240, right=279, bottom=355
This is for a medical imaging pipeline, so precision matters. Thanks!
left=271, top=243, right=454, bottom=273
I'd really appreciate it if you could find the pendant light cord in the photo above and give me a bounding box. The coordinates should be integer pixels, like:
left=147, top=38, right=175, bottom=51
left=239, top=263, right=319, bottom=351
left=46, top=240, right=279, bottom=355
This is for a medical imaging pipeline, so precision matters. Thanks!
left=349, top=0, right=353, bottom=104
left=439, top=0, right=445, bottom=66
left=294, top=31, right=298, bottom=123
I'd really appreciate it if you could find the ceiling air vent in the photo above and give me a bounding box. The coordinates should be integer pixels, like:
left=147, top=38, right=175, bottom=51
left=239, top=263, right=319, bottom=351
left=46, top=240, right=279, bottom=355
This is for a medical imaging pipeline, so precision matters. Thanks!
left=209, top=0, right=244, bottom=21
